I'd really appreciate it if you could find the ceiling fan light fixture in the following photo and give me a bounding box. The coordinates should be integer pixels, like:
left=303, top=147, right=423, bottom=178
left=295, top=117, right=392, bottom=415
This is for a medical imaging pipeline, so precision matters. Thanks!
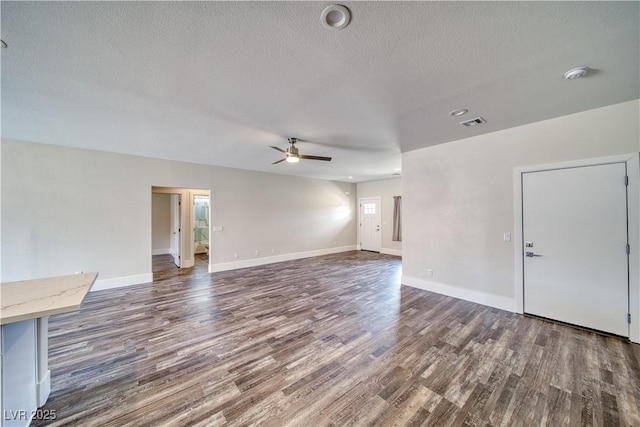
left=271, top=137, right=332, bottom=164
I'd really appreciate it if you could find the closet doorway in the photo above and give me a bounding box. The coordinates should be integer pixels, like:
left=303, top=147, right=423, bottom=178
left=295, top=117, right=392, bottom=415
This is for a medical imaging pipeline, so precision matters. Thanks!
left=151, top=187, right=211, bottom=276
left=193, top=194, right=211, bottom=267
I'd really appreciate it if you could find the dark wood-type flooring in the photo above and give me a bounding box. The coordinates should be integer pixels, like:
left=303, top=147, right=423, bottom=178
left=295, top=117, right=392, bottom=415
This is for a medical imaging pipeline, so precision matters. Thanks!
left=35, top=251, right=640, bottom=426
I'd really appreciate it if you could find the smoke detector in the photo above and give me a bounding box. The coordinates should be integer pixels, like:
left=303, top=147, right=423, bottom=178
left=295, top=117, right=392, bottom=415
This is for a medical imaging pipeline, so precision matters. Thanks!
left=459, top=117, right=486, bottom=127
left=321, top=5, right=351, bottom=30
left=564, top=66, right=588, bottom=80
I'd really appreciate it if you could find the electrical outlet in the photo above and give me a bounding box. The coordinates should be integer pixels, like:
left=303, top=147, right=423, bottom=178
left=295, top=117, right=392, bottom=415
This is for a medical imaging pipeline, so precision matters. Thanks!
left=271, top=248, right=275, bottom=254
left=427, top=268, right=433, bottom=277
left=255, top=250, right=260, bottom=256
left=233, top=252, right=238, bottom=259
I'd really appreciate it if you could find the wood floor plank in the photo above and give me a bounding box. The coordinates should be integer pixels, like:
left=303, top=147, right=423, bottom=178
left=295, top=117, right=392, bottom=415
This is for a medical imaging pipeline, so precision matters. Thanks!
left=31, top=251, right=640, bottom=426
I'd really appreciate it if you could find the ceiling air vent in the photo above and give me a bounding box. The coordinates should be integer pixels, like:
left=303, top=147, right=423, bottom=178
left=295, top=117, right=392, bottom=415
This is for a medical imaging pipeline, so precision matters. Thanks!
left=459, top=117, right=486, bottom=127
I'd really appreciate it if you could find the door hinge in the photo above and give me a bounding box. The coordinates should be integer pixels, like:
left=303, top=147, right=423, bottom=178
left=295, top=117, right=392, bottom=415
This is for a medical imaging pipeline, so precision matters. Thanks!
left=628, top=313, right=631, bottom=324
left=625, top=175, right=629, bottom=186
left=627, top=244, right=631, bottom=255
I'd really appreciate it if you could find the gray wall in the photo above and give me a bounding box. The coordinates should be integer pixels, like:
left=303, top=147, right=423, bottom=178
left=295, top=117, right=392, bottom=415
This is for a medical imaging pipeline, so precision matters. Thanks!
left=402, top=99, right=640, bottom=308
left=1, top=140, right=357, bottom=285
left=151, top=193, right=171, bottom=254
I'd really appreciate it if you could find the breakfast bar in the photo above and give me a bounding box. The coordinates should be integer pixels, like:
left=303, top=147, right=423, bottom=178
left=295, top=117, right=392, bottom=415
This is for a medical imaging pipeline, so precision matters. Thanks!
left=0, top=272, right=97, bottom=427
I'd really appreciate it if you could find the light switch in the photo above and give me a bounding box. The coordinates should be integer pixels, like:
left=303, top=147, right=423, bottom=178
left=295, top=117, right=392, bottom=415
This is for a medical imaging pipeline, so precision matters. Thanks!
left=503, top=233, right=511, bottom=242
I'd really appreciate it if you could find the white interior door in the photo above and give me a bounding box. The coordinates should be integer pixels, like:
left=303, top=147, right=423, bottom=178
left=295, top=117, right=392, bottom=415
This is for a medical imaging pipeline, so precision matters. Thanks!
left=360, top=198, right=381, bottom=252
left=522, top=163, right=629, bottom=336
left=170, top=194, right=182, bottom=267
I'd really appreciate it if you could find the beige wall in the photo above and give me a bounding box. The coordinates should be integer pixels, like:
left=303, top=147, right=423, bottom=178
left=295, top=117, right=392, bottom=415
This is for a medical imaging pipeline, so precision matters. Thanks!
left=1, top=140, right=357, bottom=286
left=402, top=100, right=640, bottom=308
left=357, top=178, right=402, bottom=256
left=151, top=193, right=171, bottom=253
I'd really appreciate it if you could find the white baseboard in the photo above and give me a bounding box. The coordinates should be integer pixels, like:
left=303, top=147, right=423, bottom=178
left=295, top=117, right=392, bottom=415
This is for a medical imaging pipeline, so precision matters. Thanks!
left=91, top=273, right=153, bottom=292
left=152, top=248, right=170, bottom=255
left=381, top=248, right=402, bottom=257
left=402, top=275, right=515, bottom=312
left=37, top=369, right=51, bottom=407
left=209, top=245, right=358, bottom=273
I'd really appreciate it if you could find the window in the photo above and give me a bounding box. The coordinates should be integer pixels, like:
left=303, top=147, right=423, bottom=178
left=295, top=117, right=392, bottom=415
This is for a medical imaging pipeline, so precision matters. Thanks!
left=363, top=202, right=376, bottom=215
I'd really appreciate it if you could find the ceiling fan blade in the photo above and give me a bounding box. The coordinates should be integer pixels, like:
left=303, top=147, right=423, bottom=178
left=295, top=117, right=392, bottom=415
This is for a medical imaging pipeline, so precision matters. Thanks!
left=270, top=146, right=286, bottom=153
left=272, top=158, right=286, bottom=164
left=299, top=154, right=332, bottom=162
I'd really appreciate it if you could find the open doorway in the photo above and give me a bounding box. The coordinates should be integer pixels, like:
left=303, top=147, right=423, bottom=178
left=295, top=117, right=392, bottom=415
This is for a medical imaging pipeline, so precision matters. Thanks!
left=193, top=194, right=210, bottom=269
left=151, top=187, right=211, bottom=277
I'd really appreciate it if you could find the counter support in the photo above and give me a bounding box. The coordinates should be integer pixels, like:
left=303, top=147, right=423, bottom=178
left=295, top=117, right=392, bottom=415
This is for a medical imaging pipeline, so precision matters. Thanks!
left=1, top=272, right=97, bottom=427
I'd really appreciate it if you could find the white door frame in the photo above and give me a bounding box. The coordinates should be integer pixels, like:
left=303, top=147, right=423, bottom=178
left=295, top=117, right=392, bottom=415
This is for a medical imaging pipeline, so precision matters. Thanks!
left=152, top=187, right=190, bottom=267
left=170, top=194, right=182, bottom=267
left=358, top=196, right=382, bottom=252
left=152, top=187, right=211, bottom=270
left=192, top=191, right=211, bottom=255
left=513, top=153, right=640, bottom=343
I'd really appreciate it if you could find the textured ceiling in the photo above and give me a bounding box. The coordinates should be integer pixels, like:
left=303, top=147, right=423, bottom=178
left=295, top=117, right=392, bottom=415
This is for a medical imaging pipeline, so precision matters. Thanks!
left=1, top=1, right=638, bottom=182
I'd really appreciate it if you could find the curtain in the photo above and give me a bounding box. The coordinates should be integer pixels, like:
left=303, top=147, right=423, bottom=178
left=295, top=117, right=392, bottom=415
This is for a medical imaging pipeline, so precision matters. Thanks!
left=392, top=196, right=402, bottom=242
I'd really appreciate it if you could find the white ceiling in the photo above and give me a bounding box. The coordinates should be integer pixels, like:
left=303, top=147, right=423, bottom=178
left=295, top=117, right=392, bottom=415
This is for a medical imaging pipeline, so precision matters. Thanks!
left=1, top=1, right=638, bottom=182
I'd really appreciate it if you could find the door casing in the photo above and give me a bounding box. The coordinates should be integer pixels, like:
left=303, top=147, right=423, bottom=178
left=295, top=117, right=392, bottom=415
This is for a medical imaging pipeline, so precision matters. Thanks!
left=170, top=194, right=182, bottom=267
left=513, top=153, right=640, bottom=343
left=359, top=197, right=382, bottom=252
left=522, top=162, right=628, bottom=336
left=152, top=186, right=211, bottom=270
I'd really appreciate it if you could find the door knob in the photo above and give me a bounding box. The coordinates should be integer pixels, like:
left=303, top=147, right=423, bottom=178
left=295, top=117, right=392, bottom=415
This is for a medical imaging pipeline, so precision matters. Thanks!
left=525, top=252, right=542, bottom=257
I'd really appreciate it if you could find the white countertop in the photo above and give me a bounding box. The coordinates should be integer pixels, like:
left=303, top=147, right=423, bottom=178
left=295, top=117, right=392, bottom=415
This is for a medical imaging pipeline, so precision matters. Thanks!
left=0, top=272, right=98, bottom=325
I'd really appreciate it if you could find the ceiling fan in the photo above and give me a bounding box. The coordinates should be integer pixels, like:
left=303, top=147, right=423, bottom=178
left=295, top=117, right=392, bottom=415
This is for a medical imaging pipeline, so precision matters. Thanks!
left=270, top=138, right=332, bottom=164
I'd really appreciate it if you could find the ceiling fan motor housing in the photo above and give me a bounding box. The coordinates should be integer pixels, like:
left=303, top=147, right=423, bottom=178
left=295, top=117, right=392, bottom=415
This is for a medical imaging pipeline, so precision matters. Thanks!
left=287, top=145, right=299, bottom=157
left=270, top=137, right=331, bottom=164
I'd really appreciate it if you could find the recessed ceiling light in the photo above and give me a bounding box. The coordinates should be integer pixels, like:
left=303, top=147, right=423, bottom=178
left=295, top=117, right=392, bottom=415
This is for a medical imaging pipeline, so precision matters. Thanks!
left=564, top=66, right=588, bottom=80
left=449, top=108, right=468, bottom=117
left=0, top=39, right=7, bottom=48
left=321, top=5, right=351, bottom=30
left=348, top=176, right=353, bottom=179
